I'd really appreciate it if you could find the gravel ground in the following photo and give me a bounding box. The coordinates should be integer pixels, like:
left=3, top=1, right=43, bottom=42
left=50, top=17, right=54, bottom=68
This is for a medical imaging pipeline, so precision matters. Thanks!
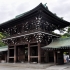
left=0, top=63, right=54, bottom=70
left=0, top=63, right=70, bottom=70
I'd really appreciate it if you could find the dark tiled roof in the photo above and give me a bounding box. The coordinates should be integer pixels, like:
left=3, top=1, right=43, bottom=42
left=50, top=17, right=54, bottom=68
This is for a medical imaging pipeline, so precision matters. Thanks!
left=0, top=3, right=70, bottom=31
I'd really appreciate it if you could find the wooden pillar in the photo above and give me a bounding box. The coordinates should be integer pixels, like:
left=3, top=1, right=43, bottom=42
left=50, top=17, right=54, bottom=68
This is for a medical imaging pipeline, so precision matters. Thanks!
left=5, top=53, right=7, bottom=62
left=54, top=51, right=57, bottom=64
left=14, top=45, right=16, bottom=63
left=7, top=46, right=9, bottom=62
left=44, top=51, right=49, bottom=63
left=23, top=47, right=25, bottom=62
left=28, top=43, right=30, bottom=63
left=57, top=51, right=64, bottom=64
left=38, top=42, right=41, bottom=63
left=0, top=56, right=1, bottom=63
left=69, top=50, right=70, bottom=59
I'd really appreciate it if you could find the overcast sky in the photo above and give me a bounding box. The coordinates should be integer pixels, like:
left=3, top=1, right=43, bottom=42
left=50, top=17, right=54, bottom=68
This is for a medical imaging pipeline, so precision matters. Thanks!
left=0, top=0, right=70, bottom=24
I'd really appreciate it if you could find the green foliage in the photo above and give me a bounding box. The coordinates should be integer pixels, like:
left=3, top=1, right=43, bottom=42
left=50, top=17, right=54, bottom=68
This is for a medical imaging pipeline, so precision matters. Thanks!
left=64, top=33, right=70, bottom=37
left=0, top=41, right=6, bottom=47
left=67, top=27, right=70, bottom=33
left=59, top=28, right=66, bottom=33
left=64, top=52, right=67, bottom=54
left=60, top=26, right=70, bottom=38
left=0, top=32, right=6, bottom=47
left=0, top=32, right=4, bottom=40
left=61, top=35, right=67, bottom=38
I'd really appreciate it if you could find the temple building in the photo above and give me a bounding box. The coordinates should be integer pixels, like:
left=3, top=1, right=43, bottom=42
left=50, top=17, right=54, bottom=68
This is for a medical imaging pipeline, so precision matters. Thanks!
left=0, top=3, right=70, bottom=64
left=0, top=46, right=8, bottom=63
left=42, top=37, right=70, bottom=64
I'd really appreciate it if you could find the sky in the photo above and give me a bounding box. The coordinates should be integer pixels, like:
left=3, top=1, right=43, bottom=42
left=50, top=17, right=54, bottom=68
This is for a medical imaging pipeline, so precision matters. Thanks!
left=0, top=0, right=70, bottom=34
left=0, top=0, right=70, bottom=23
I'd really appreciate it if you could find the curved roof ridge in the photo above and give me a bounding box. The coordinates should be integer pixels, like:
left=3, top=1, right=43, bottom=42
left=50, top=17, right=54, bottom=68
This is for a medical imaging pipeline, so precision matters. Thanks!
left=0, top=3, right=70, bottom=31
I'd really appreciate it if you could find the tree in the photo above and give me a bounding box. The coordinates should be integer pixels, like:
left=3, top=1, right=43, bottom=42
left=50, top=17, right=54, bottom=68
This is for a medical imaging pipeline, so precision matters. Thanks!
left=60, top=26, right=70, bottom=38
left=67, top=27, right=70, bottom=33
left=0, top=32, right=6, bottom=47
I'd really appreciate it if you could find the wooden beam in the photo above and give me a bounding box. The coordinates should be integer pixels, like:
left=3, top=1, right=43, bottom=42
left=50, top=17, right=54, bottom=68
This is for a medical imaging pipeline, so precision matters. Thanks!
left=2, top=31, right=59, bottom=41
left=30, top=56, right=38, bottom=58
left=9, top=57, right=14, bottom=58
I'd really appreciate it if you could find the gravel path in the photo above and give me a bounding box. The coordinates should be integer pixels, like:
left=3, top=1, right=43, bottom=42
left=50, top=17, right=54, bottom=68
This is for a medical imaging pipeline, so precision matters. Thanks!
left=0, top=63, right=53, bottom=70
left=0, top=63, right=70, bottom=70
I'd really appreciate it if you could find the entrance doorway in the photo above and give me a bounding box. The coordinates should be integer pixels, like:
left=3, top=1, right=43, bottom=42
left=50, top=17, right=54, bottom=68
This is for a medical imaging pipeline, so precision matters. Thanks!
left=49, top=51, right=54, bottom=62
left=9, top=44, right=28, bottom=63
left=16, top=44, right=28, bottom=63
left=30, top=43, right=38, bottom=63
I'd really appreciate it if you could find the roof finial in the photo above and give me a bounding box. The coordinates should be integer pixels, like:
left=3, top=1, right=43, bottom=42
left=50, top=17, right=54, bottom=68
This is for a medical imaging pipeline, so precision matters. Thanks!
left=44, top=3, right=48, bottom=9
left=44, top=3, right=47, bottom=7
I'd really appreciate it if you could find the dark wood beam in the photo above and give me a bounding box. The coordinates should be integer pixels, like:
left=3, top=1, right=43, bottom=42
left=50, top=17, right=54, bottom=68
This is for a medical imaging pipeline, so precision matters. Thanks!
left=7, top=46, right=9, bottom=62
